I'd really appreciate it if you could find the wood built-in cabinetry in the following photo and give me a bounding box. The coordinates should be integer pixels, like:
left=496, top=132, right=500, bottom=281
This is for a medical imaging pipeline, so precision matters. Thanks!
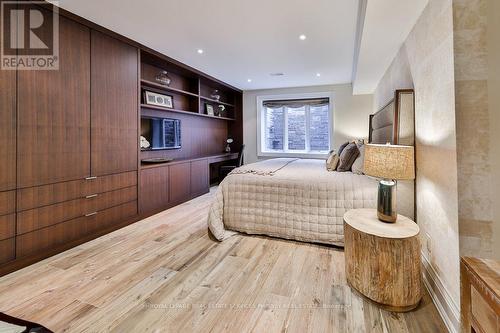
left=0, top=3, right=242, bottom=275
left=14, top=15, right=139, bottom=261
left=17, top=16, right=91, bottom=188
left=0, top=43, right=16, bottom=265
left=91, top=30, right=138, bottom=176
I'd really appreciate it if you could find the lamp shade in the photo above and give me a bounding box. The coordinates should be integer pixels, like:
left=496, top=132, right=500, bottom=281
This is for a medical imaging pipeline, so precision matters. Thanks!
left=363, top=144, right=415, bottom=180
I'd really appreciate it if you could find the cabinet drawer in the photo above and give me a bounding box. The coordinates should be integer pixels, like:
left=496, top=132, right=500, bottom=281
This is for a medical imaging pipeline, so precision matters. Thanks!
left=0, top=190, right=15, bottom=216
left=94, top=186, right=137, bottom=212
left=0, top=214, right=15, bottom=240
left=86, top=200, right=138, bottom=234
left=16, top=201, right=137, bottom=258
left=17, top=186, right=137, bottom=235
left=92, top=171, right=137, bottom=194
left=17, top=171, right=138, bottom=211
left=0, top=238, right=15, bottom=264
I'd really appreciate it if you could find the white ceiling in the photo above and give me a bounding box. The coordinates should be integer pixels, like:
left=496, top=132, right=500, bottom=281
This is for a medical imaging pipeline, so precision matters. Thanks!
left=53, top=0, right=428, bottom=93
left=53, top=0, right=359, bottom=90
left=352, top=0, right=428, bottom=94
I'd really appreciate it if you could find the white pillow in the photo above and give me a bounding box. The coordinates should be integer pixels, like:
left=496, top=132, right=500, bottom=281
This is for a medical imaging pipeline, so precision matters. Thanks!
left=351, top=144, right=365, bottom=174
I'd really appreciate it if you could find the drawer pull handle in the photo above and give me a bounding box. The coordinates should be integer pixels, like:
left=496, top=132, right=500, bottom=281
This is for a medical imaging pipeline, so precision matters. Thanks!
left=85, top=176, right=97, bottom=180
left=85, top=212, right=98, bottom=217
left=85, top=194, right=98, bottom=199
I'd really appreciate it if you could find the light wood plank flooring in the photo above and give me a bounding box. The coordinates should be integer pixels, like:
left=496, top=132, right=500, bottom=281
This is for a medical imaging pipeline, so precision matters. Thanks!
left=0, top=190, right=447, bottom=332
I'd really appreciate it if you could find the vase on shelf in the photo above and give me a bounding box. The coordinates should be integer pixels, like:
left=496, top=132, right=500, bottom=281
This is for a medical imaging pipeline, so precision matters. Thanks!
left=225, top=138, right=233, bottom=153
left=210, top=89, right=221, bottom=101
left=218, top=105, right=225, bottom=117
left=155, top=70, right=172, bottom=86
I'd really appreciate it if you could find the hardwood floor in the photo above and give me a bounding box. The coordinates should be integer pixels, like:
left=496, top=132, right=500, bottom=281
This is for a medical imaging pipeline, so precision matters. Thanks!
left=0, top=189, right=447, bottom=332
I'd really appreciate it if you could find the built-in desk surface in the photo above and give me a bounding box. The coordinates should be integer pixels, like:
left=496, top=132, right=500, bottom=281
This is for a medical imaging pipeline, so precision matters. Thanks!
left=140, top=153, right=238, bottom=169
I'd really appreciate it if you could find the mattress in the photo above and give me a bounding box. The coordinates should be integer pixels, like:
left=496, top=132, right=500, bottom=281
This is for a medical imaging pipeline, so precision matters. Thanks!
left=208, top=158, right=378, bottom=246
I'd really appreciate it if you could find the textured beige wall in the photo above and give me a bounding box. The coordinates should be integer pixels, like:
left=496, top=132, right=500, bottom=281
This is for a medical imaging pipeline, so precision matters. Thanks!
left=242, top=84, right=373, bottom=164
left=488, top=0, right=500, bottom=258
left=453, top=0, right=499, bottom=259
left=374, top=0, right=460, bottom=307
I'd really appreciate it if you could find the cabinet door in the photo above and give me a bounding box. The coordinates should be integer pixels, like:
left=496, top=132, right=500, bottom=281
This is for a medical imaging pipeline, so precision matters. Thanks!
left=17, top=16, right=91, bottom=188
left=169, top=163, right=191, bottom=205
left=0, top=67, right=16, bottom=191
left=140, top=167, right=169, bottom=214
left=190, top=159, right=209, bottom=197
left=91, top=30, right=138, bottom=176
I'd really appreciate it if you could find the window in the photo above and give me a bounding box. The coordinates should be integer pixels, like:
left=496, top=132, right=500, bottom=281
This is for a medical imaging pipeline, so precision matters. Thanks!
left=258, top=94, right=332, bottom=157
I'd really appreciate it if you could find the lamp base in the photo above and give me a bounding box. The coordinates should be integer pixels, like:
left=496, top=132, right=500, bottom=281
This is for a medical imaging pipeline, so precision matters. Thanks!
left=377, top=179, right=397, bottom=223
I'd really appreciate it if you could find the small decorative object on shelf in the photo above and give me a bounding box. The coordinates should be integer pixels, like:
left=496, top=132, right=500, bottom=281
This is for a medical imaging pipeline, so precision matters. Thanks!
left=155, top=70, right=172, bottom=86
left=225, top=138, right=233, bottom=153
left=205, top=104, right=214, bottom=116
left=140, top=135, right=150, bottom=149
left=210, top=89, right=221, bottom=101
left=144, top=90, right=173, bottom=108
left=217, top=105, right=225, bottom=117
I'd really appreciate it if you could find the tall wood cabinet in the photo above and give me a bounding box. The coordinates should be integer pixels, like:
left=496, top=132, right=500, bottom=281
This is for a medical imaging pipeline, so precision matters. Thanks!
left=91, top=30, right=138, bottom=176
left=0, top=67, right=16, bottom=191
left=17, top=16, right=91, bottom=188
left=4, top=13, right=140, bottom=270
left=0, top=49, right=16, bottom=265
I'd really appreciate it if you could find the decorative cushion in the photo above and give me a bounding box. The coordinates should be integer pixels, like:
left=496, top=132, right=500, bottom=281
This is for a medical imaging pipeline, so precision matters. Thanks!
left=337, top=142, right=360, bottom=172
left=351, top=144, right=365, bottom=175
left=326, top=151, right=340, bottom=171
left=337, top=141, right=349, bottom=156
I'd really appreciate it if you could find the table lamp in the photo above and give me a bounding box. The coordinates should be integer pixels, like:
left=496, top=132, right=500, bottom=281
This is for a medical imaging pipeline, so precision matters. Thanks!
left=363, top=144, right=415, bottom=223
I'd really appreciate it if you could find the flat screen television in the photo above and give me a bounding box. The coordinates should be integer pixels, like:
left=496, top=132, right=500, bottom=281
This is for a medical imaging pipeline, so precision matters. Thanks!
left=141, top=116, right=181, bottom=150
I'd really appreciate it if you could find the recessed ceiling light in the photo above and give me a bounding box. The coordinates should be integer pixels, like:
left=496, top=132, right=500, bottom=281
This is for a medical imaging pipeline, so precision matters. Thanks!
left=247, top=79, right=252, bottom=83
left=299, top=34, right=307, bottom=40
left=316, top=73, right=321, bottom=77
left=197, top=49, right=204, bottom=54
left=270, top=72, right=285, bottom=76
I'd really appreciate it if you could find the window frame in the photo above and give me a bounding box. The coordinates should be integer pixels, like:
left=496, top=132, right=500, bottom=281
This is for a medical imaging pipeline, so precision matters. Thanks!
left=257, top=92, right=334, bottom=159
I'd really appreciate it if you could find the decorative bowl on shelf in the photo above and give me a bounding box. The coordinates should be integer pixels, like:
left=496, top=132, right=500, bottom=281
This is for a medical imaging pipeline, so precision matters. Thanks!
left=155, top=70, right=172, bottom=86
left=210, top=89, right=221, bottom=101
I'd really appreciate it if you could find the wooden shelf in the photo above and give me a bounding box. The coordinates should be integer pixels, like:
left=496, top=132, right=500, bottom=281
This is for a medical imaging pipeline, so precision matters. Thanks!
left=200, top=96, right=235, bottom=107
left=140, top=104, right=234, bottom=121
left=141, top=79, right=199, bottom=97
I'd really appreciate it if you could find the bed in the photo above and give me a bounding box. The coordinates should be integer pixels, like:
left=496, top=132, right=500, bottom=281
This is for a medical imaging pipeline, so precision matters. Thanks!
left=208, top=90, right=415, bottom=246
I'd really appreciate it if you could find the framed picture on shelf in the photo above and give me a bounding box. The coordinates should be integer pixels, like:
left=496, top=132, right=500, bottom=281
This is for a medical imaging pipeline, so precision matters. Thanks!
left=205, top=104, right=215, bottom=116
left=144, top=90, right=173, bottom=108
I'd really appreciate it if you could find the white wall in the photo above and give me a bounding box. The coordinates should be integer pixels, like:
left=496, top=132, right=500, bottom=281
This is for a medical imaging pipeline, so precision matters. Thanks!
left=243, top=84, right=373, bottom=164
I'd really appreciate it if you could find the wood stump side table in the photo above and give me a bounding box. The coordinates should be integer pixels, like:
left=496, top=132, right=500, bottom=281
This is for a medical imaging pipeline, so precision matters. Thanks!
left=343, top=208, right=422, bottom=312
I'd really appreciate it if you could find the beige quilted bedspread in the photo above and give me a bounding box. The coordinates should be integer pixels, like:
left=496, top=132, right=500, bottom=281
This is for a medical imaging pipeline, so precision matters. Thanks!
left=208, top=158, right=378, bottom=246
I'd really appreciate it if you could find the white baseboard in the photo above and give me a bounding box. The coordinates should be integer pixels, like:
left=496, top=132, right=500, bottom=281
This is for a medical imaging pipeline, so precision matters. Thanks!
left=421, top=253, right=460, bottom=333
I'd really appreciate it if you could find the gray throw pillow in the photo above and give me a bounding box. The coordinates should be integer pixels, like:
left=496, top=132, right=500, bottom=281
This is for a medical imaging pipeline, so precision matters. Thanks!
left=337, top=141, right=349, bottom=156
left=337, top=142, right=360, bottom=172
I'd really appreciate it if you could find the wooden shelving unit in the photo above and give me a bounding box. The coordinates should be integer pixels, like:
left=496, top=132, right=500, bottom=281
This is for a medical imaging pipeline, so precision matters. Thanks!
left=200, top=96, right=235, bottom=107
left=140, top=104, right=235, bottom=121
left=141, top=79, right=199, bottom=98
left=139, top=49, right=243, bottom=165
